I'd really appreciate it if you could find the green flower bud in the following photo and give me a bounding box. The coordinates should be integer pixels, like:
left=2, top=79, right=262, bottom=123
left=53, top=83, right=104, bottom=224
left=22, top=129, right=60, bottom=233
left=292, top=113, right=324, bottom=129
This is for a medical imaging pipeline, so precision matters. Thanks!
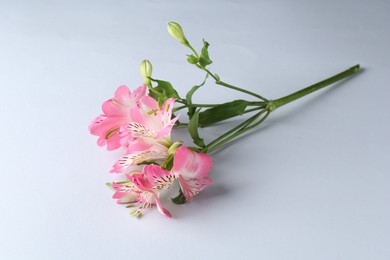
left=167, top=22, right=189, bottom=46
left=140, top=59, right=152, bottom=85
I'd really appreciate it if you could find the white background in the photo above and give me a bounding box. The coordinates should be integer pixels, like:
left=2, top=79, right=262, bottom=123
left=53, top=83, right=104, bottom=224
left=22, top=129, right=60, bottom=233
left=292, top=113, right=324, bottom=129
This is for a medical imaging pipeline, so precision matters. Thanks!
left=1, top=0, right=389, bottom=259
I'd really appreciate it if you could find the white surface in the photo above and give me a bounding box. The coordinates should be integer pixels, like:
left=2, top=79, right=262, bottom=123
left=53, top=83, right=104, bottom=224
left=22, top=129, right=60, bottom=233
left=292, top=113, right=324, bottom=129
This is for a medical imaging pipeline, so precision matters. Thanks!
left=1, top=0, right=389, bottom=259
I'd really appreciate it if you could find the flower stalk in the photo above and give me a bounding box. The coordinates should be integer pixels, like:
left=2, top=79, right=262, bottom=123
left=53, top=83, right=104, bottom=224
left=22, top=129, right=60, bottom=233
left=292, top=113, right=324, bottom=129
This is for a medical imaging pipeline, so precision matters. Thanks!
left=271, top=64, right=361, bottom=109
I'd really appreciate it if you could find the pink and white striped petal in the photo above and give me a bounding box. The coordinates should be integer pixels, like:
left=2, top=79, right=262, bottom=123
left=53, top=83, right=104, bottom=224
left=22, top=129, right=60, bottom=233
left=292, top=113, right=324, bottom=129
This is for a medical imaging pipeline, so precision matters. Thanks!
left=178, top=175, right=213, bottom=201
left=143, top=165, right=176, bottom=191
left=129, top=173, right=172, bottom=218
left=110, top=147, right=168, bottom=173
left=171, top=146, right=213, bottom=201
left=172, top=146, right=213, bottom=179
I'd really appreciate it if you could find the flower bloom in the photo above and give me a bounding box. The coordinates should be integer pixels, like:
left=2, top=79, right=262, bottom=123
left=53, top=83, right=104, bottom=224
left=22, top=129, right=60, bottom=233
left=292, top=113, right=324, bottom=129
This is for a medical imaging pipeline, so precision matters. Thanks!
left=89, top=85, right=179, bottom=173
left=111, top=146, right=213, bottom=218
left=90, top=85, right=213, bottom=218
left=89, top=85, right=146, bottom=151
left=110, top=96, right=179, bottom=173
left=112, top=165, right=174, bottom=218
left=171, top=146, right=213, bottom=201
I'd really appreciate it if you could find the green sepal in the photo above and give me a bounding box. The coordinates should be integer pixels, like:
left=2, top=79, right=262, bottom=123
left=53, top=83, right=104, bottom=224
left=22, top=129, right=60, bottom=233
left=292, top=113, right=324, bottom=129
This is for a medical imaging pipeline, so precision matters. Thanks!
left=186, top=74, right=208, bottom=119
left=171, top=189, right=186, bottom=204
left=188, top=109, right=206, bottom=147
left=136, top=161, right=159, bottom=166
left=199, top=40, right=212, bottom=68
left=149, top=78, right=180, bottom=106
left=199, top=99, right=250, bottom=127
left=187, top=54, right=198, bottom=64
left=161, top=154, right=174, bottom=171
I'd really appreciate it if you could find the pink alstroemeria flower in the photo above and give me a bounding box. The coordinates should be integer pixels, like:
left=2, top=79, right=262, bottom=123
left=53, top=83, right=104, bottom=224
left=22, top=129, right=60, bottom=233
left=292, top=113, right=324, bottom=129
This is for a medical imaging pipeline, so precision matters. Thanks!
left=112, top=165, right=174, bottom=218
left=121, top=96, right=178, bottom=143
left=89, top=84, right=146, bottom=151
left=171, top=146, right=213, bottom=201
left=110, top=97, right=179, bottom=173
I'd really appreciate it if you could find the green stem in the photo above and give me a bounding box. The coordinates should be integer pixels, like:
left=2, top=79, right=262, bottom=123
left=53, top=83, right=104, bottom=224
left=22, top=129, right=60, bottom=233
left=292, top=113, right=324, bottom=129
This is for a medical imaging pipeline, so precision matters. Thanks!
left=272, top=64, right=361, bottom=109
left=203, top=64, right=360, bottom=153
left=207, top=110, right=271, bottom=152
left=173, top=122, right=188, bottom=128
left=217, top=80, right=268, bottom=102
left=243, top=107, right=263, bottom=114
left=202, top=67, right=269, bottom=101
left=188, top=45, right=199, bottom=59
left=173, top=105, right=187, bottom=112
left=204, top=110, right=266, bottom=151
left=186, top=101, right=264, bottom=108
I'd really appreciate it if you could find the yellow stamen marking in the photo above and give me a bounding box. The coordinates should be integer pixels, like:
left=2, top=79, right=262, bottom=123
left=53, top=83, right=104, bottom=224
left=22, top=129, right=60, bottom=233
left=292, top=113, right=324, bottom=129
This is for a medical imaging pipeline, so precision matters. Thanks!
left=147, top=109, right=157, bottom=116
left=105, top=127, right=118, bottom=140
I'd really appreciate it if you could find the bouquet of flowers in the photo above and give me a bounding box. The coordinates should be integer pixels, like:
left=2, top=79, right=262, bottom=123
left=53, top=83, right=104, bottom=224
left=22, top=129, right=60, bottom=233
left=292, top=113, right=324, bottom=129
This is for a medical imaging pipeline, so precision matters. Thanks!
left=89, top=22, right=361, bottom=218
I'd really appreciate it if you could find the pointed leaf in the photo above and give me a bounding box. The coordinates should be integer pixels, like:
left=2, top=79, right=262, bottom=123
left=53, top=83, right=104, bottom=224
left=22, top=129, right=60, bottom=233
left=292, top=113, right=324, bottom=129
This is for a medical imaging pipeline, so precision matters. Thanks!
left=149, top=78, right=180, bottom=105
left=188, top=109, right=205, bottom=147
left=186, top=74, right=208, bottom=119
left=199, top=100, right=250, bottom=127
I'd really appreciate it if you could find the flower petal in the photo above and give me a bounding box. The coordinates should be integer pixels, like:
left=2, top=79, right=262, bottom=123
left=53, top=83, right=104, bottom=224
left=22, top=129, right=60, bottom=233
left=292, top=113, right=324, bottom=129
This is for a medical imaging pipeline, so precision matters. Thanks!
left=172, top=146, right=212, bottom=179
left=112, top=182, right=138, bottom=204
left=110, top=146, right=168, bottom=173
left=143, top=165, right=175, bottom=191
left=130, top=96, right=161, bottom=132
left=127, top=122, right=157, bottom=137
left=130, top=84, right=147, bottom=102
left=178, top=175, right=213, bottom=201
left=129, top=172, right=172, bottom=218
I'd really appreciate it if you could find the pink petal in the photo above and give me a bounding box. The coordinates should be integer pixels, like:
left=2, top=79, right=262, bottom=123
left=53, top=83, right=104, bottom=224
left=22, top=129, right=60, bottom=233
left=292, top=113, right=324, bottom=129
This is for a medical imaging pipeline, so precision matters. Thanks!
left=102, top=86, right=131, bottom=117
left=110, top=147, right=168, bottom=173
left=130, top=96, right=160, bottom=131
left=156, top=115, right=179, bottom=138
left=154, top=196, right=172, bottom=218
left=129, top=173, right=172, bottom=218
left=178, top=175, right=213, bottom=201
left=127, top=141, right=154, bottom=153
left=89, top=115, right=131, bottom=150
left=106, top=133, right=123, bottom=151
left=131, top=84, right=147, bottom=102
left=127, top=122, right=157, bottom=138
left=128, top=173, right=154, bottom=192
left=143, top=165, right=175, bottom=190
left=112, top=182, right=138, bottom=203
left=160, top=98, right=176, bottom=119
left=88, top=115, right=106, bottom=133
left=172, top=146, right=213, bottom=179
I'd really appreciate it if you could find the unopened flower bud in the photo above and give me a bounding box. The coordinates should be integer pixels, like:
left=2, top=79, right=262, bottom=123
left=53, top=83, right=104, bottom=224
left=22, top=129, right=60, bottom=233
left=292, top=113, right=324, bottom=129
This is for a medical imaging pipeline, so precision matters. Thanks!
left=140, top=60, right=152, bottom=85
left=167, top=22, right=189, bottom=46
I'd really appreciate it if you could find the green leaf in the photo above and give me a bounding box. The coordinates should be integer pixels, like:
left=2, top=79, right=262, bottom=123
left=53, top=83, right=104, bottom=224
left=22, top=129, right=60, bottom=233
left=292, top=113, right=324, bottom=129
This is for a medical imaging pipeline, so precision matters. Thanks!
left=171, top=189, right=186, bottom=204
left=198, top=40, right=212, bottom=68
left=149, top=78, right=180, bottom=105
left=186, top=74, right=208, bottom=119
left=188, top=109, right=205, bottom=147
left=199, top=100, right=251, bottom=127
